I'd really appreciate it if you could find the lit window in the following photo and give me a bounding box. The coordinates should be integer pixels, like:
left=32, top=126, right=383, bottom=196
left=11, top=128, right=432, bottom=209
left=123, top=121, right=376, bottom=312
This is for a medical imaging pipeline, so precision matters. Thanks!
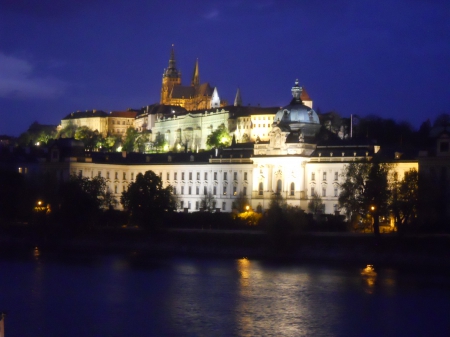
left=223, top=186, right=227, bottom=195
left=233, top=186, right=237, bottom=195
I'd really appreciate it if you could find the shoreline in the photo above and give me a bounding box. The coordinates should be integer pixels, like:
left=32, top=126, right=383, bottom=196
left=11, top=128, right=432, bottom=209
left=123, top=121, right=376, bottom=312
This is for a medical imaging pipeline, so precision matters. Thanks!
left=1, top=226, right=450, bottom=272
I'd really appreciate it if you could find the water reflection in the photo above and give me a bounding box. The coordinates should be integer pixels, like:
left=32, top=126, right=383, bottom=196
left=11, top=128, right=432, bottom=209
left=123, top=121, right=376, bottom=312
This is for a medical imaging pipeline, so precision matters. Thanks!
left=1, top=252, right=450, bottom=336
left=361, top=264, right=377, bottom=294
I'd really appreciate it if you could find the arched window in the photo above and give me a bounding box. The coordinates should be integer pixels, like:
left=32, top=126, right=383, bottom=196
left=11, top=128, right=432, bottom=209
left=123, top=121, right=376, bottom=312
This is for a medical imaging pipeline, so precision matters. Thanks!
left=290, top=182, right=295, bottom=196
left=276, top=179, right=282, bottom=193
left=258, top=182, right=263, bottom=195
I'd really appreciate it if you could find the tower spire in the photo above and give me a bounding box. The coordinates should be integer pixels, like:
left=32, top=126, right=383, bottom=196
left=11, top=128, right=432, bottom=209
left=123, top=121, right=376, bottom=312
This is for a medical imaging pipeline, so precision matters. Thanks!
left=291, top=79, right=303, bottom=103
left=234, top=87, right=242, bottom=106
left=164, top=44, right=179, bottom=78
left=211, top=87, right=220, bottom=108
left=191, top=58, right=199, bottom=86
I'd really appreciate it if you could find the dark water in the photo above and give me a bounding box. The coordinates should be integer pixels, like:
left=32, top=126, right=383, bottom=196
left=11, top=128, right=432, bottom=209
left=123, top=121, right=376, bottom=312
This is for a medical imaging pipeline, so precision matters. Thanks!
left=1, top=248, right=450, bottom=337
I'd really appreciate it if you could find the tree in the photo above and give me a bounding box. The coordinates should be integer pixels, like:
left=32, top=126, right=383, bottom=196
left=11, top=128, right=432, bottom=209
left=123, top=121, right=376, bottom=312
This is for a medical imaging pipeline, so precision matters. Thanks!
left=100, top=134, right=121, bottom=152
left=58, top=122, right=77, bottom=138
left=232, top=192, right=249, bottom=212
left=120, top=170, right=177, bottom=227
left=55, top=175, right=108, bottom=227
left=153, top=135, right=168, bottom=153
left=390, top=168, right=419, bottom=228
left=339, top=161, right=391, bottom=234
left=206, top=124, right=232, bottom=149
left=75, top=126, right=101, bottom=150
left=199, top=192, right=216, bottom=212
left=308, top=193, right=324, bottom=215
left=122, top=127, right=139, bottom=152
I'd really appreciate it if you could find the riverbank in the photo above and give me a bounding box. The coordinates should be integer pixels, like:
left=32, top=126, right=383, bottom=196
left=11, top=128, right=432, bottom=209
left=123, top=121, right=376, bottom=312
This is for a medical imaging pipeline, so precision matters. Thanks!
left=1, top=225, right=450, bottom=271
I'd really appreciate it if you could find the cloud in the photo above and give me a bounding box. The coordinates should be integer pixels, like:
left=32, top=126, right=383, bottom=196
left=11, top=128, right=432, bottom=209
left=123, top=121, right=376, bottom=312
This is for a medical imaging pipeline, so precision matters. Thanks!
left=203, top=9, right=220, bottom=20
left=0, top=53, right=67, bottom=99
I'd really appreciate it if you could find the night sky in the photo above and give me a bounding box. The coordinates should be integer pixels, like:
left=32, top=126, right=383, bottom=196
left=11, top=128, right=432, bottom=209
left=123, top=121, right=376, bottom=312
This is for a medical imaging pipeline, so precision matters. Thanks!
left=0, top=0, right=449, bottom=136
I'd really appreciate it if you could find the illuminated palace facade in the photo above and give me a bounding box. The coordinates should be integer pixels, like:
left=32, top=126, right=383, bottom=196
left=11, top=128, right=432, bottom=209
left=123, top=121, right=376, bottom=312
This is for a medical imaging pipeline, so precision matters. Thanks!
left=48, top=80, right=417, bottom=215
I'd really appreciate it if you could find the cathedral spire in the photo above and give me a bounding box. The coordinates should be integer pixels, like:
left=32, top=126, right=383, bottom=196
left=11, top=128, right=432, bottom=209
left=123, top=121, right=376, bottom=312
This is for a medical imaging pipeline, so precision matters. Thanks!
left=164, top=44, right=179, bottom=78
left=191, top=58, right=199, bottom=87
left=234, top=87, right=242, bottom=106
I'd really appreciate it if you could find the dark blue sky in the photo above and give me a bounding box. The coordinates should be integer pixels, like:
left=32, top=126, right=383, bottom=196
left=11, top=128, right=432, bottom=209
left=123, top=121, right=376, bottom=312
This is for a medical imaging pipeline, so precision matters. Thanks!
left=0, top=0, right=449, bottom=136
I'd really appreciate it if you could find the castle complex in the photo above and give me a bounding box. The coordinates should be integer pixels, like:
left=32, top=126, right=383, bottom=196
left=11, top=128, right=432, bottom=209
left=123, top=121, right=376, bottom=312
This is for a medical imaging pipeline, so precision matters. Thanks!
left=43, top=48, right=418, bottom=216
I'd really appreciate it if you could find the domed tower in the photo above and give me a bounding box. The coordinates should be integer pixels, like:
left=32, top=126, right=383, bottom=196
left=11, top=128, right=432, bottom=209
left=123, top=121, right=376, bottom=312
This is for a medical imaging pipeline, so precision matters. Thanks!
left=161, top=45, right=182, bottom=105
left=273, top=79, right=320, bottom=137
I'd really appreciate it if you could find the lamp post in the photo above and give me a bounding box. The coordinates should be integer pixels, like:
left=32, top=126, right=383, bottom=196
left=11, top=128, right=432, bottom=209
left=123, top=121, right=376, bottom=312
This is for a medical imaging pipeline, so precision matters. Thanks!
left=370, top=204, right=380, bottom=235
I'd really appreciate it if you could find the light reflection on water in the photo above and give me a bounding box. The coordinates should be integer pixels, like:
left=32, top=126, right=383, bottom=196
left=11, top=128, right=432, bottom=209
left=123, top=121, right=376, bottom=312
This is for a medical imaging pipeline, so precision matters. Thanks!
left=0, top=251, right=450, bottom=336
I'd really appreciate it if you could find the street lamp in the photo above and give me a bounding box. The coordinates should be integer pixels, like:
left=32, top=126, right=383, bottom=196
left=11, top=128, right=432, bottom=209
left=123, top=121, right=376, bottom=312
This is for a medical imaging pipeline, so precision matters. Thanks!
left=246, top=205, right=250, bottom=212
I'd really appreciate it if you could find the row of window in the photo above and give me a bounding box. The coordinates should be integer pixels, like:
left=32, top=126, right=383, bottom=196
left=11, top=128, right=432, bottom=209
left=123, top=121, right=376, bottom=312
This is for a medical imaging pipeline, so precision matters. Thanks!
left=169, top=171, right=248, bottom=181
left=174, top=185, right=247, bottom=196
left=311, top=186, right=339, bottom=197
left=111, top=120, right=131, bottom=125
left=179, top=200, right=229, bottom=211
left=311, top=171, right=339, bottom=182
left=84, top=169, right=249, bottom=184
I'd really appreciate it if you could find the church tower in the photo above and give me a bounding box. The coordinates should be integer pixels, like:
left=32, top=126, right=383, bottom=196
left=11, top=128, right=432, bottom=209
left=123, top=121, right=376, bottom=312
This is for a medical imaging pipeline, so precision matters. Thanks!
left=161, top=45, right=182, bottom=105
left=191, top=58, right=199, bottom=87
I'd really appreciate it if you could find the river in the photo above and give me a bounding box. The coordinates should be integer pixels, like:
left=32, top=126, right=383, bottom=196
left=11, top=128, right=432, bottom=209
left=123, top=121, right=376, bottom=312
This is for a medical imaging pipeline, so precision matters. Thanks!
left=1, top=247, right=449, bottom=336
